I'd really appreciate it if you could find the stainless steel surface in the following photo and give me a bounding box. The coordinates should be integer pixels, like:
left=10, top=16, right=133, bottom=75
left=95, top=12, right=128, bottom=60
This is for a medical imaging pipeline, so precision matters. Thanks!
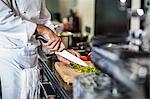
left=91, top=42, right=149, bottom=99
left=73, top=73, right=113, bottom=99
left=38, top=54, right=70, bottom=99
left=38, top=49, right=73, bottom=99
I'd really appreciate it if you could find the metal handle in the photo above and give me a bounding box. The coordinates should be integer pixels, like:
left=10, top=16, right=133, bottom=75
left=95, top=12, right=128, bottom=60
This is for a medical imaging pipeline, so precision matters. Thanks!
left=36, top=35, right=67, bottom=51
left=36, top=35, right=48, bottom=43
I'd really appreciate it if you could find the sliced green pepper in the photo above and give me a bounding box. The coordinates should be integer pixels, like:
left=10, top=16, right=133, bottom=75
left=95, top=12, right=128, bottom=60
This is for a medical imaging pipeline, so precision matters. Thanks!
left=70, top=63, right=97, bottom=73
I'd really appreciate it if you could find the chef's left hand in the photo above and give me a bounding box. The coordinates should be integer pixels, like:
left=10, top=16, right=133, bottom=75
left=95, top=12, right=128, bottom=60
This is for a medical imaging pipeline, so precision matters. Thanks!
left=56, top=49, right=80, bottom=64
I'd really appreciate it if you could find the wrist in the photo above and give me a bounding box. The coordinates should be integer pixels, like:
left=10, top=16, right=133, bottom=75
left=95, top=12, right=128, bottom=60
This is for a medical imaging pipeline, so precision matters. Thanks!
left=35, top=24, right=48, bottom=35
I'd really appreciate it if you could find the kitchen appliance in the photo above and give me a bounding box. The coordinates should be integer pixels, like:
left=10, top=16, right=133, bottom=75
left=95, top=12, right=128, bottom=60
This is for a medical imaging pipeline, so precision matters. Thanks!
left=73, top=36, right=150, bottom=99
left=95, top=0, right=130, bottom=36
left=73, top=49, right=149, bottom=99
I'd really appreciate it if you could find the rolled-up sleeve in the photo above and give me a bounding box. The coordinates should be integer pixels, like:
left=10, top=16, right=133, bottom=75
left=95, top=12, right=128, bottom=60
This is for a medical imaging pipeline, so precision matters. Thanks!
left=0, top=0, right=37, bottom=41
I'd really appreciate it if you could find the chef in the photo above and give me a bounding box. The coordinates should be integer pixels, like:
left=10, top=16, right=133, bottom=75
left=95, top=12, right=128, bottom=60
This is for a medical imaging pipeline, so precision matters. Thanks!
left=0, top=0, right=80, bottom=99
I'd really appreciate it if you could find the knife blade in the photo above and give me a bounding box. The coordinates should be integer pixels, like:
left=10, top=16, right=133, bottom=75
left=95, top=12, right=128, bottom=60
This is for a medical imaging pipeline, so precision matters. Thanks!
left=55, top=50, right=88, bottom=66
left=36, top=35, right=88, bottom=66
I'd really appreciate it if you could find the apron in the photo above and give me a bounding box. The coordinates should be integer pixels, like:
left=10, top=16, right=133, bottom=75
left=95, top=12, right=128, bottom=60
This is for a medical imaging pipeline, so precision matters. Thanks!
left=0, top=0, right=54, bottom=98
left=0, top=34, right=40, bottom=99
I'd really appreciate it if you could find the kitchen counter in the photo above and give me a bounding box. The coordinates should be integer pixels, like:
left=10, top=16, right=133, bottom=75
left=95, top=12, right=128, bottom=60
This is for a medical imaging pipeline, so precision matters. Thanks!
left=54, top=71, right=73, bottom=98
left=38, top=48, right=73, bottom=99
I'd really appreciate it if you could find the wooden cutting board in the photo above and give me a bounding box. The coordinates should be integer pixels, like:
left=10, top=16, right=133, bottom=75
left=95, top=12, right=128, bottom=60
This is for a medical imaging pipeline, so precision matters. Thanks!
left=55, top=61, right=94, bottom=84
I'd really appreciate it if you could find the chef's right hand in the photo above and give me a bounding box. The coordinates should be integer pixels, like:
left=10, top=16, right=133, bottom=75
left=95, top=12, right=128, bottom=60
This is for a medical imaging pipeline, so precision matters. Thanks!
left=35, top=24, right=65, bottom=51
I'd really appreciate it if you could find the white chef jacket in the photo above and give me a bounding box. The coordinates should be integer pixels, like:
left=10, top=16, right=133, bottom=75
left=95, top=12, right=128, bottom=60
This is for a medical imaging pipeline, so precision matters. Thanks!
left=0, top=0, right=55, bottom=47
left=0, top=0, right=55, bottom=99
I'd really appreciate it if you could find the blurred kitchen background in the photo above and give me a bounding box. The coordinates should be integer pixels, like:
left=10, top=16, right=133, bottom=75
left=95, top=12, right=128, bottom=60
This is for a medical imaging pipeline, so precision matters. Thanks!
left=44, top=0, right=150, bottom=52
left=45, top=0, right=95, bottom=51
left=38, top=0, right=150, bottom=99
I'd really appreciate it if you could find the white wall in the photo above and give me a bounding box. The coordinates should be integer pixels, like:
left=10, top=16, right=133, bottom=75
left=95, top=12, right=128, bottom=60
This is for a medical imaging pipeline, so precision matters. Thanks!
left=76, top=0, right=95, bottom=41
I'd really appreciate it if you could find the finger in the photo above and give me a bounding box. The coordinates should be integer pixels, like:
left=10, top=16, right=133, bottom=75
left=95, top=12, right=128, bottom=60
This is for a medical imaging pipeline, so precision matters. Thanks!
left=42, top=34, right=59, bottom=46
left=74, top=51, right=81, bottom=58
left=48, top=40, right=61, bottom=51
left=57, top=55, right=71, bottom=64
left=58, top=42, right=65, bottom=52
left=46, top=38, right=61, bottom=50
left=68, top=49, right=80, bottom=58
left=42, top=39, right=54, bottom=46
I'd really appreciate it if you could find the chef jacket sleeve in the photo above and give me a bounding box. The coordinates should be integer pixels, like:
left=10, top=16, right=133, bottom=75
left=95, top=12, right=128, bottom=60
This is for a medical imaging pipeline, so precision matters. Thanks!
left=39, top=0, right=56, bottom=33
left=0, top=0, right=37, bottom=41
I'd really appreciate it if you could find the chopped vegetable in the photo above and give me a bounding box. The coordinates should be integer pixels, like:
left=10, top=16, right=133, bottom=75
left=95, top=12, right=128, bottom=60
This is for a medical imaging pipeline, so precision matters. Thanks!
left=70, top=63, right=97, bottom=73
left=80, top=56, right=88, bottom=61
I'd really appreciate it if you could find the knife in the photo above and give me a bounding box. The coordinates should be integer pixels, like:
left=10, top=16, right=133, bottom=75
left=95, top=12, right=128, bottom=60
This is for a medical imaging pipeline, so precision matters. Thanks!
left=36, top=35, right=88, bottom=66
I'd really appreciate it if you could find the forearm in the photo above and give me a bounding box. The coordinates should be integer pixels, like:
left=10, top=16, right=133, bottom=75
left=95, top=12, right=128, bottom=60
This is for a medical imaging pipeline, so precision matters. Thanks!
left=35, top=24, right=54, bottom=36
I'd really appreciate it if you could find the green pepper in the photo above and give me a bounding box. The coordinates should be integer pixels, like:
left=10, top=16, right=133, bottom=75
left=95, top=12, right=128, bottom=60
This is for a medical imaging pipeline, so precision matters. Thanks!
left=70, top=63, right=80, bottom=69
left=81, top=68, right=89, bottom=73
left=91, top=68, right=97, bottom=73
left=70, top=63, right=97, bottom=73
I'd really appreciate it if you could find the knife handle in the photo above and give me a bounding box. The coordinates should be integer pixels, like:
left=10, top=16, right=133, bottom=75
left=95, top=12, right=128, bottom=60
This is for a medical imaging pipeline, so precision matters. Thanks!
left=36, top=35, right=67, bottom=51
left=36, top=35, right=48, bottom=43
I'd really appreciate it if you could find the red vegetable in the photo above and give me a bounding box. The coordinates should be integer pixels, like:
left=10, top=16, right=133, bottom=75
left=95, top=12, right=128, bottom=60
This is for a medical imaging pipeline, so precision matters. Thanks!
left=87, top=52, right=92, bottom=61
left=80, top=56, right=88, bottom=61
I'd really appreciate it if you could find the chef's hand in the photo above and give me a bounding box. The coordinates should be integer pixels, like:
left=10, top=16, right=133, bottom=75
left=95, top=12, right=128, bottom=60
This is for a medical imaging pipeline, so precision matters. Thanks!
left=56, top=49, right=80, bottom=64
left=35, top=24, right=65, bottom=51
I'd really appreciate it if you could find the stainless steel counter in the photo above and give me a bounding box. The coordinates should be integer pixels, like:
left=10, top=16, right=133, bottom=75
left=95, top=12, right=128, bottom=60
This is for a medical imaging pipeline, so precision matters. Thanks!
left=38, top=48, right=72, bottom=99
